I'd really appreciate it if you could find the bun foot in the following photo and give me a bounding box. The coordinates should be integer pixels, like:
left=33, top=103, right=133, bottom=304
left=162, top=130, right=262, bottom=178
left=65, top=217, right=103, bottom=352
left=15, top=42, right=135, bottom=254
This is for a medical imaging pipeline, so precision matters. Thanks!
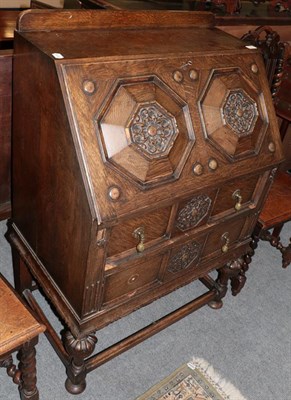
left=208, top=299, right=223, bottom=309
left=65, top=378, right=86, bottom=395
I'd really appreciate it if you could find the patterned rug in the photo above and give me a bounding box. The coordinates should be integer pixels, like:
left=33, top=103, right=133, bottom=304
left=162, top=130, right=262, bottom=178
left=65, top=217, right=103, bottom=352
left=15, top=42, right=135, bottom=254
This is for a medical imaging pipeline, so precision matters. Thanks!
left=136, top=358, right=247, bottom=400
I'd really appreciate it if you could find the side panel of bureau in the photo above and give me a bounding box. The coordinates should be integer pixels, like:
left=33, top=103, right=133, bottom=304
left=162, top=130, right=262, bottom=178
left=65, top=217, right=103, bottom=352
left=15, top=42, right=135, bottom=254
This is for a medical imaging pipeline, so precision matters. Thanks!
left=0, top=50, right=12, bottom=220
left=12, top=35, right=96, bottom=317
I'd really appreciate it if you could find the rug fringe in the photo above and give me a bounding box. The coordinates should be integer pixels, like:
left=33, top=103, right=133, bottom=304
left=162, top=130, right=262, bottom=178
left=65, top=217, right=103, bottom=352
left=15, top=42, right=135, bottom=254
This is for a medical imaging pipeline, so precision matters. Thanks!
left=188, top=358, right=248, bottom=400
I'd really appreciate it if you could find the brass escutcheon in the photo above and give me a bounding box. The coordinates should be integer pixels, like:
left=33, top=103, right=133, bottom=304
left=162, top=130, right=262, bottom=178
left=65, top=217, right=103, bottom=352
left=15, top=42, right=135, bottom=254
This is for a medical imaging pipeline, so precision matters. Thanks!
left=133, top=226, right=145, bottom=253
left=221, top=232, right=230, bottom=253
left=232, top=189, right=242, bottom=211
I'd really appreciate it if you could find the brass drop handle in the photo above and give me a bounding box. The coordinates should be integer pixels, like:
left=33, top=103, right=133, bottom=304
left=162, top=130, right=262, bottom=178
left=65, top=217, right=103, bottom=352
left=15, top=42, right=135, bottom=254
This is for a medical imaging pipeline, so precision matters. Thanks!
left=232, top=189, right=242, bottom=211
left=133, top=226, right=145, bottom=253
left=221, top=232, right=230, bottom=253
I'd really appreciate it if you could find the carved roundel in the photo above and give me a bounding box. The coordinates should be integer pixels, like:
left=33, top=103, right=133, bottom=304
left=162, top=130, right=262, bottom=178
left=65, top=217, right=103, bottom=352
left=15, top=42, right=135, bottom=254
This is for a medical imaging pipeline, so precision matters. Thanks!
left=199, top=68, right=268, bottom=160
left=222, top=89, right=258, bottom=136
left=168, top=241, right=202, bottom=273
left=96, top=76, right=195, bottom=188
left=176, top=194, right=212, bottom=231
left=127, top=102, right=178, bottom=159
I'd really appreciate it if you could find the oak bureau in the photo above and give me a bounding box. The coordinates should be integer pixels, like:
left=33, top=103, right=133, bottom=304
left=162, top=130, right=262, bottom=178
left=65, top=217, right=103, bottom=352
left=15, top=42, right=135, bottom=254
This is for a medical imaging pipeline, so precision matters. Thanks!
left=7, top=9, right=284, bottom=394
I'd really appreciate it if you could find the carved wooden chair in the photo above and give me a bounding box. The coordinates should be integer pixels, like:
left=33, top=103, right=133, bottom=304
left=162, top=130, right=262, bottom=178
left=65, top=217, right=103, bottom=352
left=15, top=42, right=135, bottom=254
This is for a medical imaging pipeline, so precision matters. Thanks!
left=241, top=26, right=291, bottom=269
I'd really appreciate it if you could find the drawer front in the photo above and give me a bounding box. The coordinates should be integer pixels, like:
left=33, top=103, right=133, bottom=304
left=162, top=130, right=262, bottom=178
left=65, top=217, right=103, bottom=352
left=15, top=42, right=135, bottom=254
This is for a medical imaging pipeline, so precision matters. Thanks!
left=211, top=175, right=260, bottom=217
left=102, top=254, right=164, bottom=307
left=201, top=217, right=246, bottom=260
left=107, top=206, right=171, bottom=257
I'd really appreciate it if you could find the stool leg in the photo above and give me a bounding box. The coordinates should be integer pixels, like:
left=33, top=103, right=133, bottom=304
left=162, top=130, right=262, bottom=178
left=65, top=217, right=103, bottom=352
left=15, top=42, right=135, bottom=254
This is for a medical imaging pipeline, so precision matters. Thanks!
left=272, top=223, right=284, bottom=239
left=0, top=354, right=21, bottom=384
left=18, top=338, right=39, bottom=400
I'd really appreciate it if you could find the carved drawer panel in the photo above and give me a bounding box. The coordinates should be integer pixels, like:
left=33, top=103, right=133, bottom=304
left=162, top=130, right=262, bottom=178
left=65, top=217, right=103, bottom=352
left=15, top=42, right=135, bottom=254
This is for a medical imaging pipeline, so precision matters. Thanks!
left=173, top=191, right=216, bottom=233
left=163, top=235, right=207, bottom=281
left=210, top=174, right=261, bottom=217
left=201, top=217, right=246, bottom=260
left=102, top=254, right=164, bottom=307
left=107, top=206, right=171, bottom=257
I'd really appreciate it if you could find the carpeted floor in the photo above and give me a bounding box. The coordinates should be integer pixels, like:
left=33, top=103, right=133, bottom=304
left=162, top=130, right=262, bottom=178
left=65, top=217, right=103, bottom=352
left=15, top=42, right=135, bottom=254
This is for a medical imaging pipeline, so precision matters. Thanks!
left=0, top=219, right=290, bottom=400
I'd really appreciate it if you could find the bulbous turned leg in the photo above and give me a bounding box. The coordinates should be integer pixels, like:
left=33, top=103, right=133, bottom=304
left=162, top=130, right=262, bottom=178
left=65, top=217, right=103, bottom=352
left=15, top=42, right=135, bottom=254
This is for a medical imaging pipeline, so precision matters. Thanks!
left=18, top=339, right=39, bottom=400
left=208, top=258, right=243, bottom=309
left=63, top=330, right=97, bottom=395
left=242, top=236, right=259, bottom=271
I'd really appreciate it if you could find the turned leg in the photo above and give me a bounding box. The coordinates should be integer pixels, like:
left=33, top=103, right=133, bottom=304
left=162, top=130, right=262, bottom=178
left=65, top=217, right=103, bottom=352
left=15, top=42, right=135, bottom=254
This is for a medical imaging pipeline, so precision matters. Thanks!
left=231, top=236, right=259, bottom=296
left=260, top=229, right=291, bottom=269
left=18, top=338, right=39, bottom=400
left=12, top=248, right=34, bottom=295
left=63, top=330, right=97, bottom=395
left=208, top=259, right=243, bottom=309
left=0, top=355, right=21, bottom=385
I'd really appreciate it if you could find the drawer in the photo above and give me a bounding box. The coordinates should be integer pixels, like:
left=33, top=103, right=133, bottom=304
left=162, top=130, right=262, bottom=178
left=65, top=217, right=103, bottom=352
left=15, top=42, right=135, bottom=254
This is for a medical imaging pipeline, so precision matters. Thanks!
left=107, top=206, right=171, bottom=257
left=102, top=254, right=164, bottom=306
left=211, top=175, right=260, bottom=217
left=201, top=217, right=246, bottom=260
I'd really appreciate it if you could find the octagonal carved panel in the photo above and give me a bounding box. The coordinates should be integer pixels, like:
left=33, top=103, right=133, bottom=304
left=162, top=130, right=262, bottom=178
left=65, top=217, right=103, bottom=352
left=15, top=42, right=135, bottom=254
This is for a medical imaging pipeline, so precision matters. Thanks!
left=222, top=89, right=258, bottom=136
left=176, top=194, right=212, bottom=231
left=199, top=68, right=268, bottom=161
left=128, top=102, right=178, bottom=159
left=96, top=76, right=195, bottom=187
left=168, top=241, right=201, bottom=273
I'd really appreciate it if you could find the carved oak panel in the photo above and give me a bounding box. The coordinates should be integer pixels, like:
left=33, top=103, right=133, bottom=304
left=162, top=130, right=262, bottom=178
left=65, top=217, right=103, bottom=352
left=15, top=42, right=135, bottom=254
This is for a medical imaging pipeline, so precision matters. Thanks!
left=167, top=241, right=202, bottom=273
left=176, top=194, right=212, bottom=231
left=97, top=75, right=195, bottom=187
left=128, top=102, right=178, bottom=159
left=222, top=89, right=258, bottom=136
left=199, top=68, right=269, bottom=161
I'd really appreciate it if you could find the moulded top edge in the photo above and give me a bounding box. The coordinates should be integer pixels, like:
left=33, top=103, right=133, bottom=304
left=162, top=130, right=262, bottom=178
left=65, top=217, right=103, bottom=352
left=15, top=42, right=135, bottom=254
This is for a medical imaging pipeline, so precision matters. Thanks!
left=17, top=9, right=215, bottom=33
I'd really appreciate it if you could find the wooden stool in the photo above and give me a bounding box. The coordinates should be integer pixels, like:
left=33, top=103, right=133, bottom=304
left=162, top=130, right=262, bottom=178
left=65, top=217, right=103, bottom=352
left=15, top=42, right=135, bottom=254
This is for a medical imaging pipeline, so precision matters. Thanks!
left=0, top=274, right=45, bottom=400
left=254, top=171, right=291, bottom=268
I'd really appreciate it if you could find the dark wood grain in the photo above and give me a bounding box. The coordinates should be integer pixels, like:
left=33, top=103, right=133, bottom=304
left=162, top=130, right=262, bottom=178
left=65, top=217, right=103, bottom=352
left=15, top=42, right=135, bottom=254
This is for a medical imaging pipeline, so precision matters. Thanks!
left=0, top=50, right=12, bottom=220
left=17, top=9, right=215, bottom=32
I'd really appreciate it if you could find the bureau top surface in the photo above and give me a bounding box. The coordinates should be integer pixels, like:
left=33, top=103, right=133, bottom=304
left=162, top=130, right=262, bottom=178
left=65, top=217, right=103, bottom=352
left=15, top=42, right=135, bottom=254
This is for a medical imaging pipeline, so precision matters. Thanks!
left=18, top=26, right=249, bottom=61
